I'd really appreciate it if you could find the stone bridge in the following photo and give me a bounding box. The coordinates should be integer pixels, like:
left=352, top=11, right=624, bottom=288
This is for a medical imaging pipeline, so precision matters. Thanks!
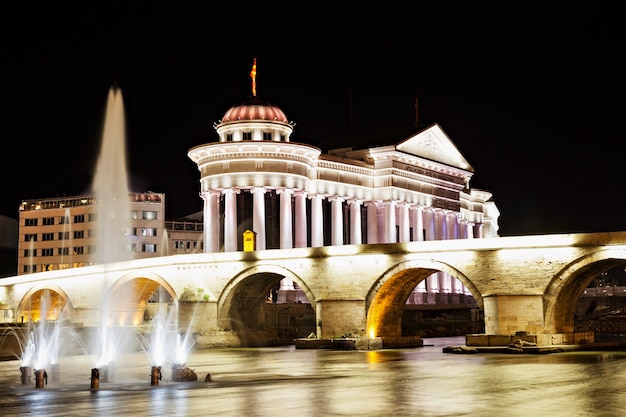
left=1, top=231, right=626, bottom=347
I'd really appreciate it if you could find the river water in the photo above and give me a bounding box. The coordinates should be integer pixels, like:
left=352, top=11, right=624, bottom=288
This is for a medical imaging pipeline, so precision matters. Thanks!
left=1, top=336, right=625, bottom=417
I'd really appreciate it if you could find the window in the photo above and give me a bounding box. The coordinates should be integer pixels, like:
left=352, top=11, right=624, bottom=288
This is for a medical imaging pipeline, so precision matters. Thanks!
left=24, top=249, right=37, bottom=257
left=73, top=247, right=84, bottom=255
left=142, top=211, right=157, bottom=220
left=243, top=131, right=252, bottom=140
left=43, top=217, right=54, bottom=226
left=25, top=234, right=37, bottom=242
left=142, top=244, right=157, bottom=253
left=23, top=265, right=36, bottom=273
left=42, top=248, right=53, bottom=256
left=88, top=213, right=97, bottom=222
left=58, top=231, right=69, bottom=240
left=74, top=230, right=84, bottom=239
left=59, top=215, right=70, bottom=224
left=263, top=132, right=272, bottom=141
left=74, top=215, right=85, bottom=223
left=25, top=218, right=38, bottom=227
left=42, top=233, right=54, bottom=241
left=58, top=247, right=69, bottom=256
left=132, top=211, right=139, bottom=220
left=226, top=134, right=233, bottom=141
left=141, top=228, right=157, bottom=237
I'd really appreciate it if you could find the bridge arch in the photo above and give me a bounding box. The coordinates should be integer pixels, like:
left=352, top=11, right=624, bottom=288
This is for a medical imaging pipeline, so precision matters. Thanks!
left=18, top=284, right=74, bottom=323
left=106, top=271, right=179, bottom=326
left=218, top=264, right=314, bottom=345
left=365, top=259, right=481, bottom=339
left=544, top=248, right=626, bottom=334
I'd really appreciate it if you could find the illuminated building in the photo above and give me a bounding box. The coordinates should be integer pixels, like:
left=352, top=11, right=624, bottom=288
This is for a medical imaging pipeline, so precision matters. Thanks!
left=188, top=61, right=500, bottom=302
left=17, top=192, right=166, bottom=275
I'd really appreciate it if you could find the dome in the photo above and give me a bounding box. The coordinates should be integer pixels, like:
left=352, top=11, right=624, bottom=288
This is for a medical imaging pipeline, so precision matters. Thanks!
left=220, top=96, right=289, bottom=124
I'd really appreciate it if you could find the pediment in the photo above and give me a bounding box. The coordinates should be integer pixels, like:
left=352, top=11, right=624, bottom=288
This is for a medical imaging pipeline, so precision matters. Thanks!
left=396, top=123, right=474, bottom=171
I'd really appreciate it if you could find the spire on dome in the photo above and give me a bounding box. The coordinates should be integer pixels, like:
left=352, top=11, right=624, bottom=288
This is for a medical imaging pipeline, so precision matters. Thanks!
left=250, top=58, right=257, bottom=97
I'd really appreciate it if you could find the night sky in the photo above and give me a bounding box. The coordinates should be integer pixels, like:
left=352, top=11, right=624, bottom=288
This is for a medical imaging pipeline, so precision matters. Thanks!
left=2, top=3, right=624, bottom=237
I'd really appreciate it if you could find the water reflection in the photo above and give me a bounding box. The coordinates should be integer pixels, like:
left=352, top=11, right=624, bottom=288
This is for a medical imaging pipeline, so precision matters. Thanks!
left=1, top=337, right=625, bottom=417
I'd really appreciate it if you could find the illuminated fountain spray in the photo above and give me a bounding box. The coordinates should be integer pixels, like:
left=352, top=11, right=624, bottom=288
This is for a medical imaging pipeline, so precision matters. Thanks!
left=148, top=302, right=198, bottom=385
left=92, top=85, right=132, bottom=267
left=19, top=291, right=65, bottom=388
left=86, top=85, right=198, bottom=388
left=89, top=85, right=133, bottom=389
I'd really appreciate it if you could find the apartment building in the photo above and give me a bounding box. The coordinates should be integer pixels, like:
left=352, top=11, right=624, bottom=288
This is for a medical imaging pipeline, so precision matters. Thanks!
left=17, top=192, right=165, bottom=275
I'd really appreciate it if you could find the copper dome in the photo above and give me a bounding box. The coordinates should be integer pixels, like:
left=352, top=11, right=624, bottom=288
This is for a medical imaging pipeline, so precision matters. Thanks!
left=220, top=96, right=289, bottom=124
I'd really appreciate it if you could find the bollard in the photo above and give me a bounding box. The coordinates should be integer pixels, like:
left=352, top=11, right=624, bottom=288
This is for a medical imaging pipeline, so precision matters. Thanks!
left=20, top=366, right=31, bottom=385
left=150, top=366, right=162, bottom=386
left=35, top=369, right=46, bottom=389
left=90, top=368, right=100, bottom=390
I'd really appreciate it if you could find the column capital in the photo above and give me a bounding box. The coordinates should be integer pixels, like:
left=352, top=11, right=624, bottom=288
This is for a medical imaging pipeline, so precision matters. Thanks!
left=221, top=187, right=241, bottom=195
left=308, top=193, right=325, bottom=200
left=200, top=190, right=222, bottom=200
left=327, top=195, right=345, bottom=203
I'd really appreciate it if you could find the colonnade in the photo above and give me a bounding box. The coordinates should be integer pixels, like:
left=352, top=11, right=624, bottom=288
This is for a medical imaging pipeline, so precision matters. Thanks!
left=202, top=187, right=484, bottom=302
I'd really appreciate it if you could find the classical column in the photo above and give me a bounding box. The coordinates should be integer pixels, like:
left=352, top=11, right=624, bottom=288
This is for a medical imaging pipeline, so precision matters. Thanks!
left=348, top=199, right=362, bottom=245
left=422, top=208, right=436, bottom=241
left=459, top=219, right=467, bottom=239
left=422, top=208, right=438, bottom=303
left=251, top=187, right=266, bottom=250
left=277, top=188, right=295, bottom=295
left=202, top=190, right=220, bottom=253
left=435, top=209, right=447, bottom=241
left=294, top=190, right=308, bottom=248
left=397, top=202, right=410, bottom=243
left=329, top=196, right=344, bottom=246
left=475, top=223, right=483, bottom=238
left=447, top=212, right=459, bottom=240
left=383, top=201, right=396, bottom=244
left=453, top=277, right=465, bottom=294
left=466, top=222, right=475, bottom=239
left=365, top=201, right=379, bottom=244
left=278, top=188, right=293, bottom=249
left=223, top=188, right=240, bottom=252
left=411, top=205, right=424, bottom=242
left=310, top=194, right=324, bottom=247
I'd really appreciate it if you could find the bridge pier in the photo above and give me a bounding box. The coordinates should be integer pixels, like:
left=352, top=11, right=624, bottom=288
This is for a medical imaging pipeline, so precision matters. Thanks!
left=483, top=294, right=545, bottom=335
left=316, top=300, right=366, bottom=339
left=178, top=301, right=217, bottom=333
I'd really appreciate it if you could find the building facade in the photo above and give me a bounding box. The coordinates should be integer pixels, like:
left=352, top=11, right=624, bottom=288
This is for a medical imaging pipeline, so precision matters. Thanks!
left=17, top=192, right=166, bottom=275
left=187, top=79, right=500, bottom=303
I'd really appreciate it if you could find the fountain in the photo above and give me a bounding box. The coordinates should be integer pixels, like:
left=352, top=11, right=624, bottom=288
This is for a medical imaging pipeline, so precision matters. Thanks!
left=15, top=289, right=87, bottom=388
left=5, top=85, right=202, bottom=389
left=147, top=301, right=198, bottom=385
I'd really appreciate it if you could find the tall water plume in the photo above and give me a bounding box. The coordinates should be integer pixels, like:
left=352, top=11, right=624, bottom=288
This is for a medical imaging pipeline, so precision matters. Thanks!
left=92, top=86, right=132, bottom=265
left=91, top=86, right=133, bottom=372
